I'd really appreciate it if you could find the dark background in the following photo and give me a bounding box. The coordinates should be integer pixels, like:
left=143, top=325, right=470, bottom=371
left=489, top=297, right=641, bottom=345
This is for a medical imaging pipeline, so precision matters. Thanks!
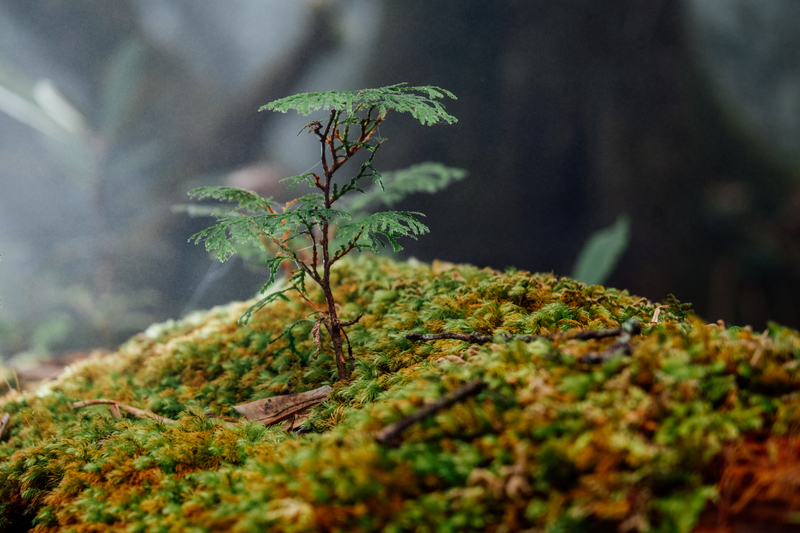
left=2, top=0, right=800, bottom=361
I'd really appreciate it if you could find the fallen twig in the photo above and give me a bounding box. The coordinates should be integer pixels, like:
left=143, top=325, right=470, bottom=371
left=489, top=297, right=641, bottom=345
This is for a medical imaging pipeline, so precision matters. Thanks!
left=406, top=325, right=632, bottom=345
left=0, top=412, right=10, bottom=440
left=650, top=305, right=667, bottom=324
left=408, top=320, right=643, bottom=366
left=71, top=399, right=176, bottom=424
left=375, top=379, right=487, bottom=446
left=70, top=386, right=333, bottom=433
left=578, top=319, right=642, bottom=364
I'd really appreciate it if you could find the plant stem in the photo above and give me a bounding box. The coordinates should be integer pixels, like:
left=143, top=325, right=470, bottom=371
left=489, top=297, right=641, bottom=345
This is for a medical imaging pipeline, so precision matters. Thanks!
left=318, top=112, right=349, bottom=379
left=308, top=108, right=381, bottom=380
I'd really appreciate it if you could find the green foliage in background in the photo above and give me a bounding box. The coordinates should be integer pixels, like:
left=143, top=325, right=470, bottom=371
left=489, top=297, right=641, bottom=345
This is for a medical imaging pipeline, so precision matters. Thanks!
left=1, top=255, right=799, bottom=531
left=188, top=84, right=463, bottom=380
left=572, top=214, right=631, bottom=286
left=0, top=39, right=161, bottom=355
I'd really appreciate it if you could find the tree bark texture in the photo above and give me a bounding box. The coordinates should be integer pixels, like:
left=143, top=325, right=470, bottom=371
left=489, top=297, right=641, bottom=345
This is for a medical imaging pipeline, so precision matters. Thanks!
left=364, top=0, right=800, bottom=329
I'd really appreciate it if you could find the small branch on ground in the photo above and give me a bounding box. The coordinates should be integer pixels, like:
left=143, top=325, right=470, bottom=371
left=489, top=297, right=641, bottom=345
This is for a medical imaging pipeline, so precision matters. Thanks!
left=407, top=320, right=643, bottom=366
left=71, top=399, right=176, bottom=424
left=406, top=320, right=641, bottom=345
left=578, top=319, right=642, bottom=364
left=0, top=412, right=10, bottom=440
left=375, top=379, right=487, bottom=446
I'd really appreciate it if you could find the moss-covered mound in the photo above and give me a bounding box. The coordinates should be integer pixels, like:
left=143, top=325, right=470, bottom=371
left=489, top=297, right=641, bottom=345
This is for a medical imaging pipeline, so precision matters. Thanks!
left=1, top=256, right=800, bottom=532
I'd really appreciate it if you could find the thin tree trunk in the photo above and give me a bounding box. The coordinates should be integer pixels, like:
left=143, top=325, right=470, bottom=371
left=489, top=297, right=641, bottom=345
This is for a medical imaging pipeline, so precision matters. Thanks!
left=323, top=285, right=348, bottom=380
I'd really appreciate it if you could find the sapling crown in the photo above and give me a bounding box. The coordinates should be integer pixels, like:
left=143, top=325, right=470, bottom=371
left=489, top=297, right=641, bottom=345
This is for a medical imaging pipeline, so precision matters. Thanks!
left=187, top=83, right=463, bottom=380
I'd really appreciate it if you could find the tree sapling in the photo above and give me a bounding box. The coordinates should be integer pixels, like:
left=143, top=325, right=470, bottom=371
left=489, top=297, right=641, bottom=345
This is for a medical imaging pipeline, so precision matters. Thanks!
left=187, top=84, right=463, bottom=380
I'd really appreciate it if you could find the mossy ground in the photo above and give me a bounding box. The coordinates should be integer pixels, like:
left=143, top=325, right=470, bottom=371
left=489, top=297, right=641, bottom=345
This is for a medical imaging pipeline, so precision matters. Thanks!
left=1, top=255, right=799, bottom=532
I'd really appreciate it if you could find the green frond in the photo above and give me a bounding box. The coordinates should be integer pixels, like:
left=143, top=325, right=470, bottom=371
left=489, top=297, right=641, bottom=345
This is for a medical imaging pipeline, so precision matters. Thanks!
left=279, top=173, right=317, bottom=189
left=189, top=215, right=255, bottom=261
left=334, top=161, right=382, bottom=202
left=171, top=204, right=230, bottom=217
left=240, top=283, right=295, bottom=325
left=294, top=193, right=326, bottom=205
left=346, top=162, right=467, bottom=212
left=188, top=186, right=275, bottom=213
left=339, top=211, right=429, bottom=252
left=190, top=203, right=352, bottom=262
left=260, top=83, right=457, bottom=126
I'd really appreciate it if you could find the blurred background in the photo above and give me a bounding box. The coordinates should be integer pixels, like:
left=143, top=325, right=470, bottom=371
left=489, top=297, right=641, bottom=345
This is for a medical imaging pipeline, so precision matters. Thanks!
left=2, top=0, right=800, bottom=371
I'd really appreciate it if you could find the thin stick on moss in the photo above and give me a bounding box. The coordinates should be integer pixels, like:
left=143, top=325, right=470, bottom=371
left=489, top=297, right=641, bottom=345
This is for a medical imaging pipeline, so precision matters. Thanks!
left=406, top=322, right=639, bottom=345
left=578, top=319, right=642, bottom=364
left=71, top=399, right=176, bottom=424
left=0, top=412, right=9, bottom=440
left=375, top=379, right=486, bottom=446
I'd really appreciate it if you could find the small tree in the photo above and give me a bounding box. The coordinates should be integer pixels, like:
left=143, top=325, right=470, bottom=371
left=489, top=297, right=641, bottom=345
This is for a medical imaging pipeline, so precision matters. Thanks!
left=188, top=83, right=461, bottom=380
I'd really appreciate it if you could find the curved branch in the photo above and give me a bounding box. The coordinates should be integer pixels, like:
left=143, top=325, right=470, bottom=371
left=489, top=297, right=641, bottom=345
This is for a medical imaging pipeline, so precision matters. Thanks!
left=406, top=321, right=642, bottom=345
left=71, top=399, right=175, bottom=424
left=294, top=253, right=321, bottom=284
left=375, top=380, right=486, bottom=446
left=330, top=232, right=363, bottom=266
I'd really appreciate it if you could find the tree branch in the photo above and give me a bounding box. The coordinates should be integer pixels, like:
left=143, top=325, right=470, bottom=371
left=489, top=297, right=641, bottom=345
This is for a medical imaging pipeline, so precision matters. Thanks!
left=406, top=320, right=642, bottom=345
left=330, top=232, right=363, bottom=265
left=578, top=320, right=641, bottom=364
left=0, top=412, right=10, bottom=441
left=71, top=399, right=176, bottom=424
left=310, top=227, right=319, bottom=271
left=328, top=111, right=342, bottom=172
left=375, top=379, right=487, bottom=446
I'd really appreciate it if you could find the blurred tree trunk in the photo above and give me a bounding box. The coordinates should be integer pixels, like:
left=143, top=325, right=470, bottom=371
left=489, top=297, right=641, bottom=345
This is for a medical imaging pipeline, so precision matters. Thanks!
left=365, top=0, right=798, bottom=328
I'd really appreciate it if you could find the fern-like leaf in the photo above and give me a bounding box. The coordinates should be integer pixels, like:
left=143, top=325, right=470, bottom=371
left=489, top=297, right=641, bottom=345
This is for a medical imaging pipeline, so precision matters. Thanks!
left=339, top=211, right=429, bottom=252
left=171, top=204, right=231, bottom=217
left=240, top=269, right=314, bottom=324
left=188, top=186, right=275, bottom=213
left=280, top=173, right=317, bottom=189
left=189, top=216, right=250, bottom=261
left=260, top=83, right=457, bottom=126
left=346, top=162, right=467, bottom=212
left=240, top=286, right=292, bottom=325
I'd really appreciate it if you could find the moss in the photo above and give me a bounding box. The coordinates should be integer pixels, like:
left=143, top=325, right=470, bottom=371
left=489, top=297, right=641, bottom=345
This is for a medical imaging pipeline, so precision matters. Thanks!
left=1, top=255, right=799, bottom=531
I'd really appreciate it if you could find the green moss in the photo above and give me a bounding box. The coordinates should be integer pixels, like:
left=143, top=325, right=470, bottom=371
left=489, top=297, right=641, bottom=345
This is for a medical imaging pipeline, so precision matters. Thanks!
left=1, top=255, right=798, bottom=531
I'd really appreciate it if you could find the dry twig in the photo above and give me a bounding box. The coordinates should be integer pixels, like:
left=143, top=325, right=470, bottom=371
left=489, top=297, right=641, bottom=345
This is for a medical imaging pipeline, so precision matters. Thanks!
left=375, top=379, right=487, bottom=446
left=578, top=319, right=642, bottom=364
left=71, top=399, right=176, bottom=424
left=0, top=412, right=10, bottom=440
left=406, top=325, right=632, bottom=345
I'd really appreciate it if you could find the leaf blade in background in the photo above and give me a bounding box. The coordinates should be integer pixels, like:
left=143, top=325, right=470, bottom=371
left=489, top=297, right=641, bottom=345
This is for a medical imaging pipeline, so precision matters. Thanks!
left=572, top=214, right=631, bottom=286
left=99, top=38, right=146, bottom=139
left=32, top=79, right=89, bottom=140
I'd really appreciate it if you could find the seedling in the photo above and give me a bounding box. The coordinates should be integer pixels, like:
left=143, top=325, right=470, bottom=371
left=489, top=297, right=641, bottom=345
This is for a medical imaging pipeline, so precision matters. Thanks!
left=188, top=84, right=462, bottom=380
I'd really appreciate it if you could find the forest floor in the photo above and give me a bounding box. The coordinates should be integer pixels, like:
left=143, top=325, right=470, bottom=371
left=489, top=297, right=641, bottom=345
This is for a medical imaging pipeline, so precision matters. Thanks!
left=1, top=255, right=799, bottom=532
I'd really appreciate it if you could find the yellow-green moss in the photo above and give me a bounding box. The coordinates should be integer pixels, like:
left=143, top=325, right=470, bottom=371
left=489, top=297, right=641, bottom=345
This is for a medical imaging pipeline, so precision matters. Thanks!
left=1, top=255, right=798, bottom=532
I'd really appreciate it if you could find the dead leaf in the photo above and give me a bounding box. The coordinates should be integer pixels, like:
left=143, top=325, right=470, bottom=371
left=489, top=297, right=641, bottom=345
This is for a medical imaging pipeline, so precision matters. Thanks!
left=234, top=385, right=332, bottom=425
